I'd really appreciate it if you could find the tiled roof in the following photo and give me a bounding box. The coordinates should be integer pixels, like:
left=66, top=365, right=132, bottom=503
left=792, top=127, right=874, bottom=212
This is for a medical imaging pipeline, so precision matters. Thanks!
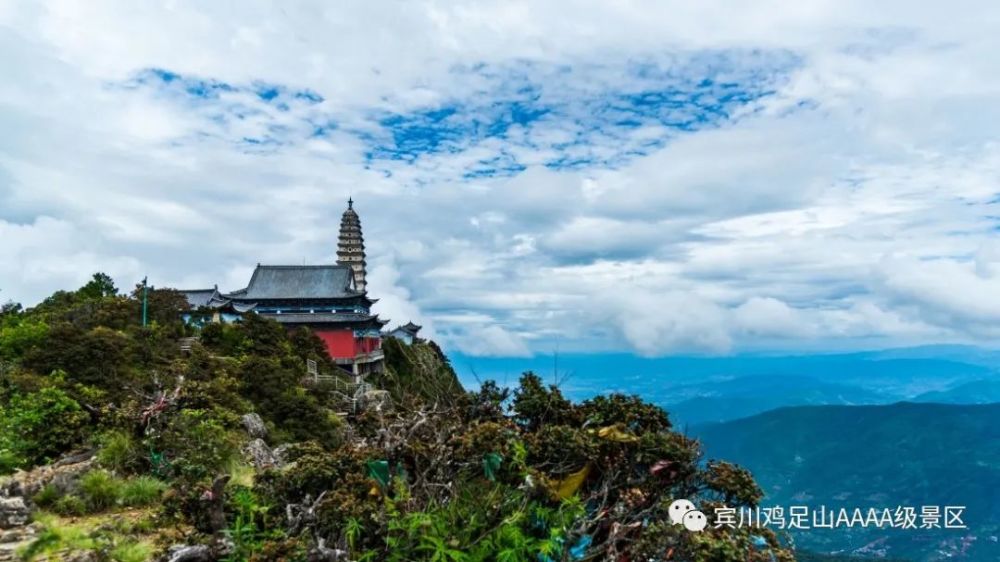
left=228, top=265, right=358, bottom=300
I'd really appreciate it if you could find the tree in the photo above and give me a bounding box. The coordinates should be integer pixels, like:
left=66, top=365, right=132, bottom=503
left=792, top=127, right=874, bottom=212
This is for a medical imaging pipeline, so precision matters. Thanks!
left=0, top=300, right=22, bottom=318
left=79, top=272, right=118, bottom=300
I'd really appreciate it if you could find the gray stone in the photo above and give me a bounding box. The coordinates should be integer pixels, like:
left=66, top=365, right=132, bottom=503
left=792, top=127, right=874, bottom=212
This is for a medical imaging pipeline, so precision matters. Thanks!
left=244, top=438, right=279, bottom=470
left=165, top=545, right=213, bottom=562
left=0, top=497, right=29, bottom=529
left=241, top=413, right=267, bottom=438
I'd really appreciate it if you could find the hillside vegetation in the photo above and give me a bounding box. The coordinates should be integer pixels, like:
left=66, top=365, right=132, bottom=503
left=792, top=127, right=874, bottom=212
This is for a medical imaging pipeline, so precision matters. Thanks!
left=0, top=274, right=793, bottom=562
left=695, top=403, right=1000, bottom=561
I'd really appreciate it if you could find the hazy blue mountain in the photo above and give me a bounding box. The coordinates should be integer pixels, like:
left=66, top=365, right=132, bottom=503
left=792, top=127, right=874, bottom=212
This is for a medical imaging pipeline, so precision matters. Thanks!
left=693, top=403, right=1000, bottom=561
left=660, top=374, right=886, bottom=426
left=453, top=347, right=1000, bottom=404
left=912, top=379, right=1000, bottom=404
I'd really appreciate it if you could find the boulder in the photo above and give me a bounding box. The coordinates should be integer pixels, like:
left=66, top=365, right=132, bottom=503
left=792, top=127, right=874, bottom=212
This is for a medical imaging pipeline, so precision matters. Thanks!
left=0, top=498, right=29, bottom=529
left=241, top=413, right=267, bottom=439
left=244, top=438, right=279, bottom=470
left=164, top=545, right=213, bottom=562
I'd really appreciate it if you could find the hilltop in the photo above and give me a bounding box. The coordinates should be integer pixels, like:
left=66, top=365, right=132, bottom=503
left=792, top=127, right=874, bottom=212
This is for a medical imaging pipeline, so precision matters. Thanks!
left=0, top=274, right=794, bottom=562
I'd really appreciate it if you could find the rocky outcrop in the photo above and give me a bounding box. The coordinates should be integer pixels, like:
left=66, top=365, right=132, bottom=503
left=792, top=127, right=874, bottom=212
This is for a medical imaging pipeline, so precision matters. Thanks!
left=244, top=438, right=280, bottom=470
left=0, top=498, right=28, bottom=529
left=241, top=413, right=267, bottom=439
left=0, top=450, right=96, bottom=561
left=0, top=450, right=95, bottom=500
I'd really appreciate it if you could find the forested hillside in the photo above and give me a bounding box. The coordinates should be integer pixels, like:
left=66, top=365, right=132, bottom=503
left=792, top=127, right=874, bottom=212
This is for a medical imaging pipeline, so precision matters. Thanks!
left=0, top=274, right=792, bottom=561
left=695, top=403, right=1000, bottom=561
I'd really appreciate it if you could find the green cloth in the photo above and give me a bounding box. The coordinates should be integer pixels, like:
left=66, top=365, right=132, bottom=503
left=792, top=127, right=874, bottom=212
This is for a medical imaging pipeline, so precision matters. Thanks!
left=366, top=460, right=390, bottom=488
left=482, top=453, right=503, bottom=481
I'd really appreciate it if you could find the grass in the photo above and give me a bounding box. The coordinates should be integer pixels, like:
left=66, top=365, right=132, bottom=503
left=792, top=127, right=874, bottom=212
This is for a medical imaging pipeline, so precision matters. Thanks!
left=79, top=469, right=121, bottom=511
left=95, top=430, right=140, bottom=473
left=110, top=540, right=155, bottom=562
left=21, top=513, right=160, bottom=562
left=39, top=470, right=167, bottom=515
left=119, top=476, right=168, bottom=507
left=228, top=459, right=256, bottom=488
left=17, top=514, right=95, bottom=561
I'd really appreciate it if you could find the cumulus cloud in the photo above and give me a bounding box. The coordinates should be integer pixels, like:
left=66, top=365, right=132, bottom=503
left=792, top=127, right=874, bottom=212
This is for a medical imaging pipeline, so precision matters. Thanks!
left=2, top=1, right=1000, bottom=356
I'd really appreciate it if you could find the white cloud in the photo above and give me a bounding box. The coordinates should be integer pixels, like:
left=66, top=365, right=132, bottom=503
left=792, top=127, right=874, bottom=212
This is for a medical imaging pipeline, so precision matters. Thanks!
left=2, top=1, right=1000, bottom=356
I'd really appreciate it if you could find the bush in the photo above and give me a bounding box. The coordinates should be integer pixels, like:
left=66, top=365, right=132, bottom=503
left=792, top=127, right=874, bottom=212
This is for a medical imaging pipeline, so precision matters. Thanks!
left=79, top=470, right=123, bottom=511
left=32, top=484, right=63, bottom=508
left=52, top=494, right=87, bottom=516
left=95, top=430, right=141, bottom=473
left=153, top=409, right=241, bottom=482
left=0, top=387, right=90, bottom=471
left=120, top=476, right=168, bottom=507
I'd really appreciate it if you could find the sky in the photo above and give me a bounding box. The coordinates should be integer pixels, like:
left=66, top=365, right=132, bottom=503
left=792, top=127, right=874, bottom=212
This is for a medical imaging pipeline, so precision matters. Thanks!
left=2, top=1, right=1000, bottom=358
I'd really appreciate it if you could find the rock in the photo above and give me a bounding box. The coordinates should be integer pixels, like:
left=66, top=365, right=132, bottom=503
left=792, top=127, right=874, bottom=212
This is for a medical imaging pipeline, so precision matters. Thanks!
left=164, top=544, right=213, bottom=562
left=244, top=438, right=279, bottom=470
left=0, top=451, right=94, bottom=499
left=241, top=413, right=267, bottom=439
left=272, top=444, right=292, bottom=465
left=307, top=538, right=346, bottom=561
left=0, top=498, right=29, bottom=529
left=361, top=389, right=392, bottom=413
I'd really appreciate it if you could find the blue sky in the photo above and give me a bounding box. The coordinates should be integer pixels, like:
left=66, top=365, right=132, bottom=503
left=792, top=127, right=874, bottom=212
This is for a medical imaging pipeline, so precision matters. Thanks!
left=1, top=2, right=1000, bottom=358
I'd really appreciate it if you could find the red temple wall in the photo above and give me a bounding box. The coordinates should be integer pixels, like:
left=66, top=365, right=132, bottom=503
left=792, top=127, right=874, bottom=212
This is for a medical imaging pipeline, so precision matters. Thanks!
left=314, top=329, right=356, bottom=358
left=354, top=336, right=381, bottom=355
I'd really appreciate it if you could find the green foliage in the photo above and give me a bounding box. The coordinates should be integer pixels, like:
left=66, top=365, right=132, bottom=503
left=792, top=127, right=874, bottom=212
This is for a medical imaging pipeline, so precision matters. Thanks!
left=377, top=337, right=465, bottom=403
left=237, top=356, right=342, bottom=446
left=0, top=319, right=49, bottom=361
left=222, top=487, right=273, bottom=562
left=512, top=372, right=578, bottom=431
left=79, top=469, right=123, bottom=511
left=41, top=470, right=166, bottom=515
left=0, top=279, right=794, bottom=562
left=19, top=514, right=155, bottom=562
left=95, top=430, right=142, bottom=473
left=23, top=323, right=137, bottom=388
left=52, top=494, right=87, bottom=516
left=0, top=387, right=89, bottom=471
left=153, top=408, right=241, bottom=482
left=32, top=483, right=62, bottom=508
left=78, top=272, right=118, bottom=300
left=120, top=475, right=168, bottom=507
left=110, top=541, right=155, bottom=562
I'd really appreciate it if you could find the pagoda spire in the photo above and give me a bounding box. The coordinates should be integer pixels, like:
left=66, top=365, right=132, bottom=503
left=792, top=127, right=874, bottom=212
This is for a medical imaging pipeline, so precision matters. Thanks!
left=337, top=198, right=367, bottom=292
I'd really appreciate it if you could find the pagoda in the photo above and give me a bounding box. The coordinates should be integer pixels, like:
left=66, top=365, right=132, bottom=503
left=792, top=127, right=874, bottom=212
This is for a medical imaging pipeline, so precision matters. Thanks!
left=337, top=198, right=367, bottom=292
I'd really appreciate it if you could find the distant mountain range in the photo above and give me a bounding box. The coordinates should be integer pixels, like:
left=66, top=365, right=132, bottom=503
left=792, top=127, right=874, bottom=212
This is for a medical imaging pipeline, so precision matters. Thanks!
left=454, top=345, right=1000, bottom=426
left=693, top=403, right=1000, bottom=561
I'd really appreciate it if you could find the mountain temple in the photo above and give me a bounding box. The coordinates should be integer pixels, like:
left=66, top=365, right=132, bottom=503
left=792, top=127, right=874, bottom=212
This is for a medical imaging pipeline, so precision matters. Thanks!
left=181, top=200, right=387, bottom=377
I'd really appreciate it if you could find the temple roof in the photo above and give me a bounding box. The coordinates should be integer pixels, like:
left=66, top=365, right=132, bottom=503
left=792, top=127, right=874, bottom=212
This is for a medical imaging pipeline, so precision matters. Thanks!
left=396, top=321, right=422, bottom=333
left=261, top=312, right=388, bottom=326
left=180, top=287, right=231, bottom=309
left=181, top=288, right=219, bottom=308
left=227, top=265, right=360, bottom=300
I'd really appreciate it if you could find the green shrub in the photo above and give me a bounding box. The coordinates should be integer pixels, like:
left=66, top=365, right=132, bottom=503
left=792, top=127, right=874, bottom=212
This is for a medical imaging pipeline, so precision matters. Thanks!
left=153, top=409, right=241, bottom=482
left=95, top=430, right=140, bottom=473
left=52, top=494, right=87, bottom=516
left=120, top=476, right=167, bottom=507
left=0, top=387, right=89, bottom=471
left=32, top=484, right=62, bottom=508
left=79, top=470, right=123, bottom=511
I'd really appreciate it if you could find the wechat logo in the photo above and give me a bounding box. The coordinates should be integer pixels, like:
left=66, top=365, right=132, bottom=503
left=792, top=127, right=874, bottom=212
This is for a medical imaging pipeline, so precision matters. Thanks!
left=669, top=499, right=708, bottom=532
